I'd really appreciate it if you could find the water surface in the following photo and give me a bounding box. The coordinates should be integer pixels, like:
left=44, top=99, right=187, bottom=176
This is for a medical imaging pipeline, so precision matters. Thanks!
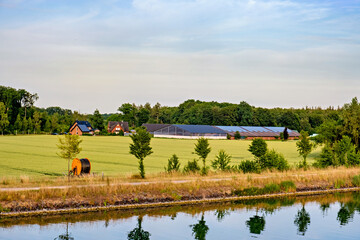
left=1, top=192, right=360, bottom=239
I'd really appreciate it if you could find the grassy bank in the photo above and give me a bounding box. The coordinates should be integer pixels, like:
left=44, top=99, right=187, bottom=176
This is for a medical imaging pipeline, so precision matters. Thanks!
left=1, top=167, right=360, bottom=214
left=0, top=135, right=320, bottom=178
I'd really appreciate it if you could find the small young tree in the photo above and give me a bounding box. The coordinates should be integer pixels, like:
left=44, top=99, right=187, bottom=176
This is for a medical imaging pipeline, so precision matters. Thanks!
left=212, top=150, right=232, bottom=171
left=57, top=134, right=82, bottom=180
left=248, top=138, right=268, bottom=158
left=296, top=130, right=313, bottom=168
left=129, top=128, right=153, bottom=178
left=165, top=154, right=181, bottom=173
left=194, top=137, right=211, bottom=175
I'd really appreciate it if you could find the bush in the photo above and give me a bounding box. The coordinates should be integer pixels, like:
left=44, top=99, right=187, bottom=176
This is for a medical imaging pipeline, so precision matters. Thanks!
left=183, top=159, right=200, bottom=173
left=119, top=129, right=124, bottom=136
left=234, top=131, right=241, bottom=140
left=280, top=181, right=296, bottom=192
left=165, top=154, right=181, bottom=173
left=314, top=144, right=335, bottom=168
left=212, top=150, right=232, bottom=171
left=248, top=139, right=268, bottom=158
left=238, top=160, right=261, bottom=174
left=258, top=150, right=289, bottom=171
left=352, top=175, right=360, bottom=187
left=263, top=183, right=281, bottom=194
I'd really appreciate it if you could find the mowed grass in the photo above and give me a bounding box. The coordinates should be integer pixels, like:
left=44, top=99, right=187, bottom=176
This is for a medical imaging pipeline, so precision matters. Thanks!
left=0, top=135, right=321, bottom=178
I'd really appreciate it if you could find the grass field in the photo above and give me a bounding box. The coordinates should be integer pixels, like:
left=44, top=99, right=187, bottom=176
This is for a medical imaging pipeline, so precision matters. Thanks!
left=0, top=135, right=321, bottom=178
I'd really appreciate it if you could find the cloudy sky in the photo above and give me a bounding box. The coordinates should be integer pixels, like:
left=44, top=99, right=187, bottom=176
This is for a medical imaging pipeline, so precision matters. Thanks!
left=1, top=0, right=359, bottom=113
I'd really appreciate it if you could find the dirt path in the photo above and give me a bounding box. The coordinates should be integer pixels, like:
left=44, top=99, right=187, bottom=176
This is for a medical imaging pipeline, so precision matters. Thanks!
left=0, top=172, right=324, bottom=192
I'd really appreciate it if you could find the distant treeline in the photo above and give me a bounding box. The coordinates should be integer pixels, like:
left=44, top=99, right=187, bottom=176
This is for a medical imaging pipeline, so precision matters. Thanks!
left=110, top=100, right=340, bottom=134
left=0, top=85, right=358, bottom=142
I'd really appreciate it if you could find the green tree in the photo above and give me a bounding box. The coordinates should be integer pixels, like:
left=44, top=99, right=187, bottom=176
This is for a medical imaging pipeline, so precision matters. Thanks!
left=342, top=97, right=360, bottom=149
left=234, top=131, right=241, bottom=140
left=194, top=138, right=211, bottom=175
left=296, top=130, right=313, bottom=168
left=246, top=215, right=265, bottom=235
left=283, top=127, right=289, bottom=140
left=248, top=138, right=268, bottom=158
left=165, top=154, right=181, bottom=173
left=57, top=134, right=82, bottom=180
left=90, top=109, right=104, bottom=131
left=129, top=128, right=153, bottom=178
left=22, top=116, right=28, bottom=133
left=294, top=206, right=310, bottom=236
left=0, top=102, right=9, bottom=135
left=127, top=216, right=150, bottom=240
left=33, top=111, right=41, bottom=133
left=27, top=117, right=33, bottom=134
left=211, top=149, right=232, bottom=171
left=190, top=215, right=209, bottom=240
left=20, top=91, right=38, bottom=119
left=44, top=118, right=51, bottom=133
left=51, top=113, right=59, bottom=133
left=14, top=113, right=22, bottom=134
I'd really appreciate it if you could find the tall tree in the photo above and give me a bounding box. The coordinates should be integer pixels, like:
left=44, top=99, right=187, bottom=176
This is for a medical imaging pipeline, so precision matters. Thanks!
left=296, top=130, right=313, bottom=168
left=57, top=134, right=82, bottom=180
left=194, top=138, right=211, bottom=175
left=342, top=97, right=360, bottom=149
left=14, top=113, right=22, bottom=133
left=90, top=109, right=104, bottom=131
left=0, top=102, right=9, bottom=135
left=20, top=91, right=38, bottom=119
left=129, top=128, right=153, bottom=178
left=33, top=111, right=41, bottom=133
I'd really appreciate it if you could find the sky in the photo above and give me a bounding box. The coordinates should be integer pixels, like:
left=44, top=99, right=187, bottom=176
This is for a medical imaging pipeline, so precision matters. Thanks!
left=0, top=0, right=360, bottom=113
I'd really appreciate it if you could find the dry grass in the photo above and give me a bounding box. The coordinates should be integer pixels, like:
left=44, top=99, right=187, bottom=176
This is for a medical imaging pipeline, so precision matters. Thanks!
left=1, top=167, right=360, bottom=212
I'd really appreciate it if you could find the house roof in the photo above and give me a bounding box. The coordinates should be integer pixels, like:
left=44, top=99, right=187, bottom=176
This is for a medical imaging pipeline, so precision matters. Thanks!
left=108, top=121, right=129, bottom=132
left=142, top=124, right=171, bottom=133
left=173, top=124, right=227, bottom=134
left=70, top=120, right=94, bottom=133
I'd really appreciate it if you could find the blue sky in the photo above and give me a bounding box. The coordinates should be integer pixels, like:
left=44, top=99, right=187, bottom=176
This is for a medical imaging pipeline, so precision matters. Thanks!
left=1, top=0, right=360, bottom=113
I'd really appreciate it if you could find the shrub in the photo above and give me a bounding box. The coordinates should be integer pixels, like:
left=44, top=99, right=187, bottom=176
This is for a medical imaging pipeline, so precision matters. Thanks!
left=263, top=183, right=281, bottom=194
left=314, top=144, right=335, bottom=168
left=165, top=154, right=181, bottom=173
left=234, top=131, right=241, bottom=140
left=183, top=159, right=200, bottom=173
left=248, top=139, right=268, bottom=158
left=238, top=160, right=261, bottom=174
left=119, top=129, right=124, bottom=136
left=212, top=150, right=232, bottom=171
left=233, top=187, right=262, bottom=196
left=226, top=133, right=231, bottom=140
left=258, top=150, right=289, bottom=171
left=280, top=181, right=296, bottom=192
left=352, top=175, right=360, bottom=187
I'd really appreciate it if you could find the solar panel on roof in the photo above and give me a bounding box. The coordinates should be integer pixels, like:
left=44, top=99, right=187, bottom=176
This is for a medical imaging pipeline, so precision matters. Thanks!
left=241, top=126, right=269, bottom=132
left=264, top=127, right=293, bottom=133
left=174, top=125, right=227, bottom=134
left=78, top=124, right=90, bottom=132
left=215, top=126, right=248, bottom=133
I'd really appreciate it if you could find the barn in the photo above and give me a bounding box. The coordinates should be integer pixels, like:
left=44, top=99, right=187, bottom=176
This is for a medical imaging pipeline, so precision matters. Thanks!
left=143, top=124, right=299, bottom=139
left=69, top=121, right=94, bottom=136
left=148, top=124, right=227, bottom=139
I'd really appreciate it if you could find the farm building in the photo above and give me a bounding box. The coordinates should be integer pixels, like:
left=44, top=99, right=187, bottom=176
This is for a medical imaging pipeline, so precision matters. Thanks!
left=216, top=126, right=300, bottom=140
left=143, top=124, right=300, bottom=139
left=107, top=121, right=130, bottom=134
left=142, top=124, right=171, bottom=134
left=69, top=121, right=94, bottom=136
left=152, top=124, right=227, bottom=139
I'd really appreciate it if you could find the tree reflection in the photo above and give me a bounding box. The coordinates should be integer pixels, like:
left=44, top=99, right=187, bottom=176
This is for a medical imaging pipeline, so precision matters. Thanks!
left=320, top=203, right=330, bottom=216
left=190, top=214, right=209, bottom=240
left=294, top=206, right=310, bottom=236
left=54, top=222, right=74, bottom=240
left=246, top=215, right=265, bottom=234
left=214, top=209, right=230, bottom=222
left=337, top=203, right=354, bottom=226
left=128, top=216, right=150, bottom=240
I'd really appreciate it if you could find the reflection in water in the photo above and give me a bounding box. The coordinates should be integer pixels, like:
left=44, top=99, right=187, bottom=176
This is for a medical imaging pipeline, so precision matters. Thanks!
left=320, top=203, right=330, bottom=216
left=190, top=214, right=209, bottom=240
left=246, top=215, right=266, bottom=235
left=214, top=209, right=230, bottom=222
left=128, top=216, right=150, bottom=240
left=337, top=203, right=354, bottom=226
left=294, top=205, right=311, bottom=236
left=54, top=223, right=74, bottom=240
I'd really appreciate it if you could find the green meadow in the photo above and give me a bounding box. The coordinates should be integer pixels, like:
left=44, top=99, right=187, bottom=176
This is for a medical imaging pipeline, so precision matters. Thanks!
left=0, top=135, right=321, bottom=178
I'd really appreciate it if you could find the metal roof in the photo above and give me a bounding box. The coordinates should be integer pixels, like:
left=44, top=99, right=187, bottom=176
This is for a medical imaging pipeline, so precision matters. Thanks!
left=173, top=125, right=227, bottom=134
left=216, top=126, right=248, bottom=132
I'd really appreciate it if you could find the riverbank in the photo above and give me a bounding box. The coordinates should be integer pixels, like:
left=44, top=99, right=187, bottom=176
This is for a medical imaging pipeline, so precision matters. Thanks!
left=1, top=167, right=360, bottom=218
left=1, top=187, right=360, bottom=218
